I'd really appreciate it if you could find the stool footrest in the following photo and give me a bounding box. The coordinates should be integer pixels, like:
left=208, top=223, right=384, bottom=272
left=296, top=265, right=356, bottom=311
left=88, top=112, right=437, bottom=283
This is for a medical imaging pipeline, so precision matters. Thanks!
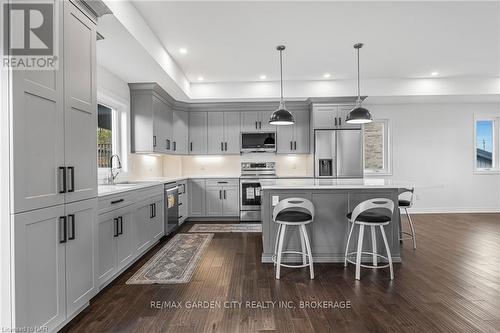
left=346, top=251, right=391, bottom=269
left=272, top=251, right=311, bottom=268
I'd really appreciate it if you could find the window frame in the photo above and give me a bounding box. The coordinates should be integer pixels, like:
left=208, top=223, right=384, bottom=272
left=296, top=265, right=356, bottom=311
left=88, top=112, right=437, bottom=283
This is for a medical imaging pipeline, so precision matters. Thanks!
left=473, top=114, right=499, bottom=174
left=363, top=119, right=392, bottom=176
left=97, top=90, right=129, bottom=179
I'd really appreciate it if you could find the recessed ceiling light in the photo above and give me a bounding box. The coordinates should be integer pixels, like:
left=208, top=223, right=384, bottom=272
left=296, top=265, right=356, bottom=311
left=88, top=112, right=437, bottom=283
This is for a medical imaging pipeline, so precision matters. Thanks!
left=179, top=48, right=187, bottom=54
left=431, top=71, right=439, bottom=76
left=323, top=73, right=331, bottom=78
left=197, top=76, right=204, bottom=81
left=259, top=75, right=267, bottom=80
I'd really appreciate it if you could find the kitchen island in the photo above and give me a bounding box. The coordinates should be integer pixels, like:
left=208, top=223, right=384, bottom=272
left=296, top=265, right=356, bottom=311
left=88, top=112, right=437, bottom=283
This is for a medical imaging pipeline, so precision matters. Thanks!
left=260, top=178, right=409, bottom=263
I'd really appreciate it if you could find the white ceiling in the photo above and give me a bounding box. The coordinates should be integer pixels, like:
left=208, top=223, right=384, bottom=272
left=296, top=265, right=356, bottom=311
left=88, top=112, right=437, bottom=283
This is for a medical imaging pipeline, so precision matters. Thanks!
left=131, top=1, right=500, bottom=83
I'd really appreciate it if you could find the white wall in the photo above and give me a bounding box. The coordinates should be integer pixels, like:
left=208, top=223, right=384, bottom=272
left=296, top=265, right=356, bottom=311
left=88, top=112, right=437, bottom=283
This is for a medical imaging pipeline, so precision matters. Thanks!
left=365, top=102, right=500, bottom=213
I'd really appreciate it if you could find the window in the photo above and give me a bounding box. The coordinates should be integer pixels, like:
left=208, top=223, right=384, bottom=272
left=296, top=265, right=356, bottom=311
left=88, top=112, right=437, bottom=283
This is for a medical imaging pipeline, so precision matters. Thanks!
left=97, top=104, right=114, bottom=168
left=364, top=119, right=391, bottom=175
left=474, top=116, right=499, bottom=172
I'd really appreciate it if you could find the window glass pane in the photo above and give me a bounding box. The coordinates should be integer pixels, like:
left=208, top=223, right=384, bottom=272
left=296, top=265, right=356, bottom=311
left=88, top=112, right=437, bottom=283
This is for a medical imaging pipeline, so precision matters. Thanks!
left=476, top=120, right=493, bottom=168
left=364, top=122, right=384, bottom=170
left=97, top=104, right=113, bottom=168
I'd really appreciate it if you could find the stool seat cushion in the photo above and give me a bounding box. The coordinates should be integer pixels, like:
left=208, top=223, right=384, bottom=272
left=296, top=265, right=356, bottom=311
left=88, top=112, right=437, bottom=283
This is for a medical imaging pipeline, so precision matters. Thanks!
left=399, top=199, right=411, bottom=207
left=346, top=211, right=391, bottom=223
left=276, top=211, right=312, bottom=223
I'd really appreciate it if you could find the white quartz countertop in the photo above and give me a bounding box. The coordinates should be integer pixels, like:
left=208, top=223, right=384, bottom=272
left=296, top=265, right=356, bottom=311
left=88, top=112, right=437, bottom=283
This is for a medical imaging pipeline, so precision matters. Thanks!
left=97, top=175, right=241, bottom=197
left=260, top=178, right=411, bottom=190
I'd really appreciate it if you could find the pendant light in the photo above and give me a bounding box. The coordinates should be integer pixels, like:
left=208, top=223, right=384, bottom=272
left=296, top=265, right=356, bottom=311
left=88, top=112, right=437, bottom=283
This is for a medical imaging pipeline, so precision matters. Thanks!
left=346, top=43, right=372, bottom=124
left=269, top=45, right=295, bottom=125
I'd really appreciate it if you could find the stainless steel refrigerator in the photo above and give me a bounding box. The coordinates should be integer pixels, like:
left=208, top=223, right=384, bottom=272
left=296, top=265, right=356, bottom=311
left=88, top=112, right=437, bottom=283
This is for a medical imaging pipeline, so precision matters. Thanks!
left=314, top=129, right=363, bottom=178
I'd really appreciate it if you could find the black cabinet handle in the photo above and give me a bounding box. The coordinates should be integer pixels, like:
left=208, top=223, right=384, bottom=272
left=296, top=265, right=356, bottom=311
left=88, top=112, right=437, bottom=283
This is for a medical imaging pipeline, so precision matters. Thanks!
left=255, top=121, right=257, bottom=129
left=173, top=141, right=176, bottom=151
left=259, top=121, right=262, bottom=129
left=178, top=215, right=183, bottom=219
left=118, top=216, right=123, bottom=235
left=219, top=190, right=222, bottom=199
left=290, top=141, right=293, bottom=150
left=111, top=199, right=124, bottom=204
left=190, top=142, right=193, bottom=151
left=335, top=117, right=338, bottom=126
left=150, top=204, right=153, bottom=218
left=224, top=142, right=227, bottom=151
left=68, top=214, right=76, bottom=240
left=294, top=141, right=297, bottom=150
left=59, top=167, right=67, bottom=193
left=153, top=135, right=157, bottom=147
left=224, top=190, right=226, bottom=199
left=113, top=218, right=119, bottom=237
left=339, top=117, right=342, bottom=126
left=67, top=166, right=75, bottom=192
left=59, top=216, right=67, bottom=243
left=153, top=203, right=156, bottom=218
left=221, top=142, right=224, bottom=151
left=178, top=202, right=183, bottom=206
left=217, top=181, right=228, bottom=184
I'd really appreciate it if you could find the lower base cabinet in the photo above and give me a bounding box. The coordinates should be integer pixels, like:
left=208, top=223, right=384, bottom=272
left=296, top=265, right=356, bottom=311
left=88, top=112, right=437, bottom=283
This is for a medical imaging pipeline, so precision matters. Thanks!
left=12, top=198, right=97, bottom=332
left=189, top=178, right=239, bottom=218
left=134, top=194, right=164, bottom=255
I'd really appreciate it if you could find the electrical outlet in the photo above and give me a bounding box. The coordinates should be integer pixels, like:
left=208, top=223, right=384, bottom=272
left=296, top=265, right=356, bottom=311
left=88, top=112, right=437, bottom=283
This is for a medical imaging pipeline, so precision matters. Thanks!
left=272, top=195, right=279, bottom=206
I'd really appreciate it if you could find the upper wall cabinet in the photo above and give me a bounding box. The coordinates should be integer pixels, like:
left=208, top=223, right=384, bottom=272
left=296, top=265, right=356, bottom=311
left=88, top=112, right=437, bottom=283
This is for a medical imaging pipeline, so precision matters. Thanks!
left=188, top=112, right=208, bottom=154
left=241, top=111, right=276, bottom=132
left=129, top=83, right=174, bottom=154
left=277, top=110, right=310, bottom=154
left=312, top=104, right=360, bottom=129
left=207, top=112, right=241, bottom=154
left=11, top=0, right=97, bottom=214
left=172, top=110, right=189, bottom=154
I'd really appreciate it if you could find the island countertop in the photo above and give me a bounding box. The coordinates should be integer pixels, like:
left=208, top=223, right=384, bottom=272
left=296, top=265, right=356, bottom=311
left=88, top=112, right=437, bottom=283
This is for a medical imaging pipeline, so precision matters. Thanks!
left=260, top=178, right=411, bottom=190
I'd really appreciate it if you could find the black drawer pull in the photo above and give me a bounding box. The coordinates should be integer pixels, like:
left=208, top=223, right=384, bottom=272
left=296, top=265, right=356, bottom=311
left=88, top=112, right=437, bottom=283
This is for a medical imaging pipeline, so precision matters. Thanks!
left=59, top=216, right=67, bottom=243
left=59, top=167, right=67, bottom=193
left=111, top=199, right=124, bottom=204
left=67, top=166, right=75, bottom=192
left=217, top=181, right=228, bottom=184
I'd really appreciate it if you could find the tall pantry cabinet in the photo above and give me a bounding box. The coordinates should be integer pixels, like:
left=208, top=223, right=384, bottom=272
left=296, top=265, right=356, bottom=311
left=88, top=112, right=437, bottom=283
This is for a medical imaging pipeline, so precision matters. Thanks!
left=7, top=1, right=98, bottom=332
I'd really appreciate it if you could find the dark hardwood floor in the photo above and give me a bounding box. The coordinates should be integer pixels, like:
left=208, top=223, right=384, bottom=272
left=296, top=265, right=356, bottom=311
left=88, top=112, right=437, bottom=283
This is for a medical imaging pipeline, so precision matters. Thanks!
left=61, top=213, right=500, bottom=333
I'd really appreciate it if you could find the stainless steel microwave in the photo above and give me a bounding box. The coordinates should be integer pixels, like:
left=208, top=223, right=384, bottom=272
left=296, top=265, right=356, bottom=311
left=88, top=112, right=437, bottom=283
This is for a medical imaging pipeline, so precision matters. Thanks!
left=241, top=132, right=276, bottom=152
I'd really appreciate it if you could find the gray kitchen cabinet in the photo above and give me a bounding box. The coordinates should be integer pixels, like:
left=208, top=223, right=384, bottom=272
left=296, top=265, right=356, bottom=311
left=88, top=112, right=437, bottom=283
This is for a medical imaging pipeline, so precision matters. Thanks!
left=312, top=104, right=359, bottom=129
left=205, top=187, right=224, bottom=216
left=207, top=112, right=241, bottom=154
left=10, top=0, right=97, bottom=213
left=241, top=111, right=276, bottom=132
left=207, top=112, right=225, bottom=154
left=134, top=201, right=153, bottom=255
left=188, top=179, right=206, bottom=216
left=172, top=110, right=189, bottom=154
left=177, top=180, right=188, bottom=224
left=116, top=210, right=134, bottom=271
left=205, top=180, right=239, bottom=217
left=130, top=83, right=174, bottom=154
left=188, top=112, right=208, bottom=154
left=150, top=195, right=165, bottom=242
left=277, top=110, right=309, bottom=154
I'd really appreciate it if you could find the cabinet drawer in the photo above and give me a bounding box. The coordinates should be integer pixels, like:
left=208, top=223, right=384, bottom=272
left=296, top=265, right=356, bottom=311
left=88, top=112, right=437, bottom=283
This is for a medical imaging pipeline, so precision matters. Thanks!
left=205, top=178, right=239, bottom=187
left=134, top=185, right=163, bottom=200
left=98, top=192, right=135, bottom=215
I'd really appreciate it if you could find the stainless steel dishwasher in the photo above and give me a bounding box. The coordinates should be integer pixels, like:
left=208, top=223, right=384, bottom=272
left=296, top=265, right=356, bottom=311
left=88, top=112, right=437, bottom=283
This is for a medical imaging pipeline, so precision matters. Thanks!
left=164, top=182, right=179, bottom=235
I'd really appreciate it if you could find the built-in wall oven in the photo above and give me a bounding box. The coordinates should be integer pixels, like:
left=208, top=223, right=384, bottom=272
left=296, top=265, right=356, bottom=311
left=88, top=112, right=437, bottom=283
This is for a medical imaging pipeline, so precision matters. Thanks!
left=240, top=162, right=276, bottom=221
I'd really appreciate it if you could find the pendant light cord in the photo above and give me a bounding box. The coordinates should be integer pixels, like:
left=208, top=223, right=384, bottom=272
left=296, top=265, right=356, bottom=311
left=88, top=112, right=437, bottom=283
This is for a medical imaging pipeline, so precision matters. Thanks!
left=280, top=49, right=284, bottom=102
left=357, top=46, right=361, bottom=104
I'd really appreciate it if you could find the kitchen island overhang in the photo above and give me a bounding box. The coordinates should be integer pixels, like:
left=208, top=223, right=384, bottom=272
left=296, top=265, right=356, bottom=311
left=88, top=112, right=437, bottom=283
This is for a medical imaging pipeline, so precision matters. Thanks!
left=260, top=178, right=411, bottom=264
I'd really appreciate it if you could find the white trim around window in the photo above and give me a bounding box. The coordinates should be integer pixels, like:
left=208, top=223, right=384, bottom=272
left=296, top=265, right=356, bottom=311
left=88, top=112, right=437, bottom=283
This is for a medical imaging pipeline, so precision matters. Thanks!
left=473, top=114, right=499, bottom=174
left=97, top=90, right=130, bottom=180
left=363, top=119, right=392, bottom=176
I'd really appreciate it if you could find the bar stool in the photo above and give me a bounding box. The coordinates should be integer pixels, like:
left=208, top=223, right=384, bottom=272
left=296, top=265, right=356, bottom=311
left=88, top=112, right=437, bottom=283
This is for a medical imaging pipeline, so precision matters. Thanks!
left=344, top=198, right=395, bottom=280
left=272, top=198, right=315, bottom=280
left=399, top=188, right=416, bottom=249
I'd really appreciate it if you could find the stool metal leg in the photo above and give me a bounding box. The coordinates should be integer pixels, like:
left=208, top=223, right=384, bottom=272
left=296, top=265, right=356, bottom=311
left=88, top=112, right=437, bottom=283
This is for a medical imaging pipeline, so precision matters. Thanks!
left=379, top=225, right=394, bottom=280
left=275, top=224, right=286, bottom=279
left=405, top=208, right=417, bottom=250
left=355, top=225, right=365, bottom=280
left=273, top=224, right=282, bottom=266
left=299, top=226, right=307, bottom=266
left=300, top=225, right=314, bottom=279
left=344, top=221, right=355, bottom=267
left=371, top=226, right=378, bottom=267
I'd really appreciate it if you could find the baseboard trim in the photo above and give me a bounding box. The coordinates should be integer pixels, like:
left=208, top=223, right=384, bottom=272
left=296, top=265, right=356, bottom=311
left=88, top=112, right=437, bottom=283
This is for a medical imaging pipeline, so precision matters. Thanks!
left=186, top=216, right=240, bottom=222
left=409, top=208, right=500, bottom=214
